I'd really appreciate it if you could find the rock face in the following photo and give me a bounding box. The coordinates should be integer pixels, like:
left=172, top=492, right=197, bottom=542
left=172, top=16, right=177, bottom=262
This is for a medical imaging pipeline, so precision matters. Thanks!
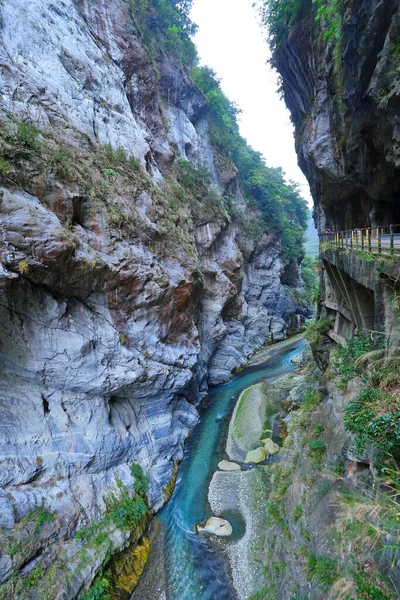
left=0, top=0, right=305, bottom=594
left=274, top=0, right=400, bottom=232
left=271, top=0, right=400, bottom=349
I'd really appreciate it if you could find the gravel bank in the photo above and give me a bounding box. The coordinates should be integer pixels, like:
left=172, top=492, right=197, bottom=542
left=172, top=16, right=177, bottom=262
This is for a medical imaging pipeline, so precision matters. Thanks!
left=131, top=520, right=167, bottom=600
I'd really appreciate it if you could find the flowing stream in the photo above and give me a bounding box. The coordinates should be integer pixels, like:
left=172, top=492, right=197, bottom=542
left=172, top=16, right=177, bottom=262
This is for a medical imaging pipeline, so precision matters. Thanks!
left=156, top=338, right=306, bottom=600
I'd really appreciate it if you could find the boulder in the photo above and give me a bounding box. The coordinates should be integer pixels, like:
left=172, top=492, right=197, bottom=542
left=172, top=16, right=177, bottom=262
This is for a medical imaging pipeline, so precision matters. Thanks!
left=218, top=460, right=241, bottom=471
left=197, top=517, right=233, bottom=537
left=245, top=447, right=268, bottom=464
left=261, top=438, right=280, bottom=455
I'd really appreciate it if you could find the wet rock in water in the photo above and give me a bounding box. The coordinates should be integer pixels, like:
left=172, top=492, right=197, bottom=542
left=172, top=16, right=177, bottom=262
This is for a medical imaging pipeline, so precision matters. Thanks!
left=245, top=447, right=268, bottom=464
left=261, top=438, right=280, bottom=455
left=196, top=517, right=233, bottom=537
left=218, top=460, right=241, bottom=471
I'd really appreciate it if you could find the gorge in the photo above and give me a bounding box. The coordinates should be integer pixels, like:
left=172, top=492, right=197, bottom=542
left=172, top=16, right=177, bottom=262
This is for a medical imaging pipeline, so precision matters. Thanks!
left=1, top=0, right=400, bottom=599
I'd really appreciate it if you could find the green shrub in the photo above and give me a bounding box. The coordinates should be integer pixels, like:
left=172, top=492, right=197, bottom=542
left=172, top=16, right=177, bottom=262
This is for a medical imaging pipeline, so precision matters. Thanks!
left=306, top=552, right=339, bottom=587
left=330, top=456, right=346, bottom=476
left=312, top=423, right=324, bottom=436
left=130, top=463, right=149, bottom=497
left=25, top=505, right=54, bottom=533
left=293, top=504, right=303, bottom=522
left=349, top=561, right=393, bottom=599
left=333, top=333, right=380, bottom=385
left=108, top=494, right=147, bottom=531
left=80, top=576, right=112, bottom=600
left=0, top=157, right=9, bottom=174
left=15, top=122, right=40, bottom=150
left=344, top=387, right=400, bottom=456
left=259, top=0, right=303, bottom=64
left=129, top=0, right=198, bottom=67
left=25, top=566, right=45, bottom=588
left=308, top=438, right=327, bottom=452
left=301, top=389, right=323, bottom=411
left=308, top=438, right=327, bottom=468
left=305, top=318, right=331, bottom=345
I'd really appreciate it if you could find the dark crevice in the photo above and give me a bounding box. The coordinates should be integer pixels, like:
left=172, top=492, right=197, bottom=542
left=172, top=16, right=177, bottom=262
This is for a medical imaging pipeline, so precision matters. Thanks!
left=42, top=394, right=50, bottom=415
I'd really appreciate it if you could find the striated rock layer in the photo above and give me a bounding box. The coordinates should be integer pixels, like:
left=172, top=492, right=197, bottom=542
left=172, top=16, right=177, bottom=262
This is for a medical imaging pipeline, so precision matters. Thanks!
left=274, top=0, right=400, bottom=231
left=0, top=0, right=304, bottom=595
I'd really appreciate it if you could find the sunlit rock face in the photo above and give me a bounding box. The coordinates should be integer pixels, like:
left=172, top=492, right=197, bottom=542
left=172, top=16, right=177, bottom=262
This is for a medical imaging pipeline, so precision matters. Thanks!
left=0, top=0, right=304, bottom=593
left=274, top=0, right=400, bottom=232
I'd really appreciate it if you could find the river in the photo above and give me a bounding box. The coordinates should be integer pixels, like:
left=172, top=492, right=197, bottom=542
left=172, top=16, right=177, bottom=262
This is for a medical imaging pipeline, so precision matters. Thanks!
left=138, top=338, right=306, bottom=600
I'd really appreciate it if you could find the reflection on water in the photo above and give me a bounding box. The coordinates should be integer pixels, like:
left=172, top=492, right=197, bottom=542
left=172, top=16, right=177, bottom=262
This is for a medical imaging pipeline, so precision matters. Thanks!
left=157, top=340, right=306, bottom=600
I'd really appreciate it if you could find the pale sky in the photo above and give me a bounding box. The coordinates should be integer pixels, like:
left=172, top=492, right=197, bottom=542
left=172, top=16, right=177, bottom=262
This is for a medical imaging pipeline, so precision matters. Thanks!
left=190, top=0, right=312, bottom=205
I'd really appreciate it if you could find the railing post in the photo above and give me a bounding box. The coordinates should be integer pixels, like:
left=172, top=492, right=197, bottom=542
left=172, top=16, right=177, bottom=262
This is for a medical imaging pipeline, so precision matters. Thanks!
left=351, top=230, right=354, bottom=249
left=368, top=228, right=371, bottom=252
left=390, top=224, right=394, bottom=255
left=378, top=227, right=381, bottom=255
left=361, top=229, right=365, bottom=251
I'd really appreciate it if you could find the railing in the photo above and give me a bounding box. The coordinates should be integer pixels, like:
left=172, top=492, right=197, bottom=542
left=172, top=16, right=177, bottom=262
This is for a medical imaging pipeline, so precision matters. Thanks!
left=320, top=224, right=400, bottom=255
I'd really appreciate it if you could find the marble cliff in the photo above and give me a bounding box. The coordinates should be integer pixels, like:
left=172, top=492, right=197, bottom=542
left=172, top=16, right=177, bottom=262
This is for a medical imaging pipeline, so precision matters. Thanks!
left=0, top=0, right=306, bottom=596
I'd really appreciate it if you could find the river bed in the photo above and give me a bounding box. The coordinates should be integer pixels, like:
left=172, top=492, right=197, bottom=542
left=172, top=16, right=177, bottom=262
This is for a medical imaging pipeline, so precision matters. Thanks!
left=133, top=337, right=306, bottom=600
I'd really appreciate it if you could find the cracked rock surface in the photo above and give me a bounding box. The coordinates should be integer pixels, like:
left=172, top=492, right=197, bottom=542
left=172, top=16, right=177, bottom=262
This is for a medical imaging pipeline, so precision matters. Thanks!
left=0, top=0, right=305, bottom=595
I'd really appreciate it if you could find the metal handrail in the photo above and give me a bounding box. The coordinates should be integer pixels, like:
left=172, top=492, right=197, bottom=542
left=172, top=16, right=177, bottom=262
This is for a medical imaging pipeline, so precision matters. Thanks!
left=319, top=224, right=400, bottom=256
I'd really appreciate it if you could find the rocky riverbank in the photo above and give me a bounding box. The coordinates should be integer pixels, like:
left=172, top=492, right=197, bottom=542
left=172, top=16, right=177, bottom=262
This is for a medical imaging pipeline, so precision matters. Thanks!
left=207, top=338, right=309, bottom=599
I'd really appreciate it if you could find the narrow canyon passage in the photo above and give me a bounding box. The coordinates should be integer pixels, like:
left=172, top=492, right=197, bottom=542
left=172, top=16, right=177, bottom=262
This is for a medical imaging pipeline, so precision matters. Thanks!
left=134, top=339, right=306, bottom=600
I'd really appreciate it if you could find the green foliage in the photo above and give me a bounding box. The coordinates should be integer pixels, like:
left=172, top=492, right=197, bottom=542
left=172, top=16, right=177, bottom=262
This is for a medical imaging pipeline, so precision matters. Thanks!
left=259, top=0, right=303, bottom=64
left=1, top=119, right=41, bottom=163
left=0, top=156, right=9, bottom=174
left=312, top=423, right=324, bottom=436
left=108, top=493, right=147, bottom=531
left=306, top=552, right=339, bottom=587
left=174, top=159, right=227, bottom=225
left=333, top=333, right=381, bottom=385
left=106, top=476, right=148, bottom=531
left=308, top=438, right=327, bottom=468
left=14, top=122, right=40, bottom=150
left=344, top=387, right=400, bottom=456
left=24, top=505, right=54, bottom=533
left=312, top=0, right=343, bottom=44
left=308, top=438, right=327, bottom=452
left=130, top=463, right=149, bottom=497
left=18, top=259, right=30, bottom=275
left=330, top=456, right=346, bottom=476
left=293, top=504, right=303, bottom=522
left=101, top=144, right=139, bottom=169
left=25, top=566, right=45, bottom=588
left=80, top=576, right=112, bottom=600
left=192, top=65, right=308, bottom=262
left=129, top=0, right=198, bottom=66
left=305, top=318, right=331, bottom=345
left=301, top=388, right=323, bottom=412
left=176, top=159, right=211, bottom=193
left=300, top=256, right=320, bottom=304
left=261, top=0, right=344, bottom=90
left=349, top=561, right=393, bottom=599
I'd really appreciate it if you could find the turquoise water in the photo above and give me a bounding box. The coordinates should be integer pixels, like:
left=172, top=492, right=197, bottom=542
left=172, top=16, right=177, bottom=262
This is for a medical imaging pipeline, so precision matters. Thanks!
left=157, top=339, right=306, bottom=600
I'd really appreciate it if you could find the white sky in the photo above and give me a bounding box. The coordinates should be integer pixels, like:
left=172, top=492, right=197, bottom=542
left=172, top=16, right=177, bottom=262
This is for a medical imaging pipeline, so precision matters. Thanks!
left=190, top=0, right=312, bottom=205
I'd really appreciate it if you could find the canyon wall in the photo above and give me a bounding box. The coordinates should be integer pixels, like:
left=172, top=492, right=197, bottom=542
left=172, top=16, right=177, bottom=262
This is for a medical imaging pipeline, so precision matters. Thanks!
left=253, top=2, right=400, bottom=598
left=269, top=0, right=400, bottom=342
left=0, top=0, right=306, bottom=596
left=274, top=0, right=400, bottom=232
